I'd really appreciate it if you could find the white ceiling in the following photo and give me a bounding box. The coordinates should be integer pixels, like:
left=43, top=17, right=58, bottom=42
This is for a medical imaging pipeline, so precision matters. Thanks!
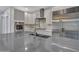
left=0, top=6, right=9, bottom=13
left=0, top=6, right=52, bottom=13
left=14, top=6, right=52, bottom=12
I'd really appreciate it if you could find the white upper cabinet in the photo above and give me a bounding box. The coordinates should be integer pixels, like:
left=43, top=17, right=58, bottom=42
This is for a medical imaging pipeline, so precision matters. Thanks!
left=25, top=13, right=35, bottom=24
left=28, top=14, right=33, bottom=24
left=32, top=13, right=36, bottom=24
left=45, top=8, right=52, bottom=24
left=35, top=12, right=40, bottom=18
left=24, top=12, right=28, bottom=24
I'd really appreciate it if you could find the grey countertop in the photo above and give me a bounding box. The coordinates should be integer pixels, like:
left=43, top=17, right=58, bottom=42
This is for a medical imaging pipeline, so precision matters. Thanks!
left=0, top=32, right=79, bottom=52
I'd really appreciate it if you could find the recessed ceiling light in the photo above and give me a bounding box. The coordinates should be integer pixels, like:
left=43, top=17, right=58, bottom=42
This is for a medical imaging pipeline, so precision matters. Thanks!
left=25, top=8, right=29, bottom=11
left=25, top=12, right=27, bottom=15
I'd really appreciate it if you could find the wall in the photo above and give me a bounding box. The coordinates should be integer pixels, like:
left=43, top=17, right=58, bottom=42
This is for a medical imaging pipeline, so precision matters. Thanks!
left=0, top=7, right=15, bottom=34
left=10, top=7, right=15, bottom=33
left=1, top=8, right=11, bottom=34
left=14, top=9, right=24, bottom=21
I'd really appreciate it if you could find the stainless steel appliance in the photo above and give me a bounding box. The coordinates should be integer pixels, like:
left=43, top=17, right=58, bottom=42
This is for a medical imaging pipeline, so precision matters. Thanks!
left=14, top=22, right=24, bottom=32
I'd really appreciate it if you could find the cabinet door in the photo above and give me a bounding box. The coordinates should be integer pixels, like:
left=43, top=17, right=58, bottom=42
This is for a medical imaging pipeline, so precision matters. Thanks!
left=35, top=12, right=40, bottom=18
left=28, top=14, right=33, bottom=24
left=25, top=13, right=28, bottom=24
left=32, top=13, right=36, bottom=24
left=25, top=13, right=35, bottom=24
left=45, top=9, right=52, bottom=24
left=28, top=13, right=36, bottom=24
left=25, top=13, right=31, bottom=24
left=0, top=16, right=2, bottom=34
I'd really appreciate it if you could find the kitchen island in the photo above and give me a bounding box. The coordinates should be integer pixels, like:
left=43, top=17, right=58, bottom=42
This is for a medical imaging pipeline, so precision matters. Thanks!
left=0, top=32, right=79, bottom=52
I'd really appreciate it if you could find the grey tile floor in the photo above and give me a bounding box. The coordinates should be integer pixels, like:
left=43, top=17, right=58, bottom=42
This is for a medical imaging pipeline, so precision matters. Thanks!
left=0, top=32, right=79, bottom=52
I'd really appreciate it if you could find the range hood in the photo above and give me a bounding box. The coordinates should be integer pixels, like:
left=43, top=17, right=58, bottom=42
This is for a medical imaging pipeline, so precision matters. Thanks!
left=36, top=8, right=46, bottom=19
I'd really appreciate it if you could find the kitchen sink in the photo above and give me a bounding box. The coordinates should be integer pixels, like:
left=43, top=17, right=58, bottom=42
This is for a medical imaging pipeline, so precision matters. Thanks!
left=30, top=33, right=50, bottom=38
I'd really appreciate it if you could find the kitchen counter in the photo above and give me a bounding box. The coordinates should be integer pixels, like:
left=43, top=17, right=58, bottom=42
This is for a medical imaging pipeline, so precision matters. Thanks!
left=0, top=32, right=79, bottom=52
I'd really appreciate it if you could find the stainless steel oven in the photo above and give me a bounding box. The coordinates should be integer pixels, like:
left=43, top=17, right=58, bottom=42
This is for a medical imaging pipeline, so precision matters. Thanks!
left=14, top=22, right=24, bottom=32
